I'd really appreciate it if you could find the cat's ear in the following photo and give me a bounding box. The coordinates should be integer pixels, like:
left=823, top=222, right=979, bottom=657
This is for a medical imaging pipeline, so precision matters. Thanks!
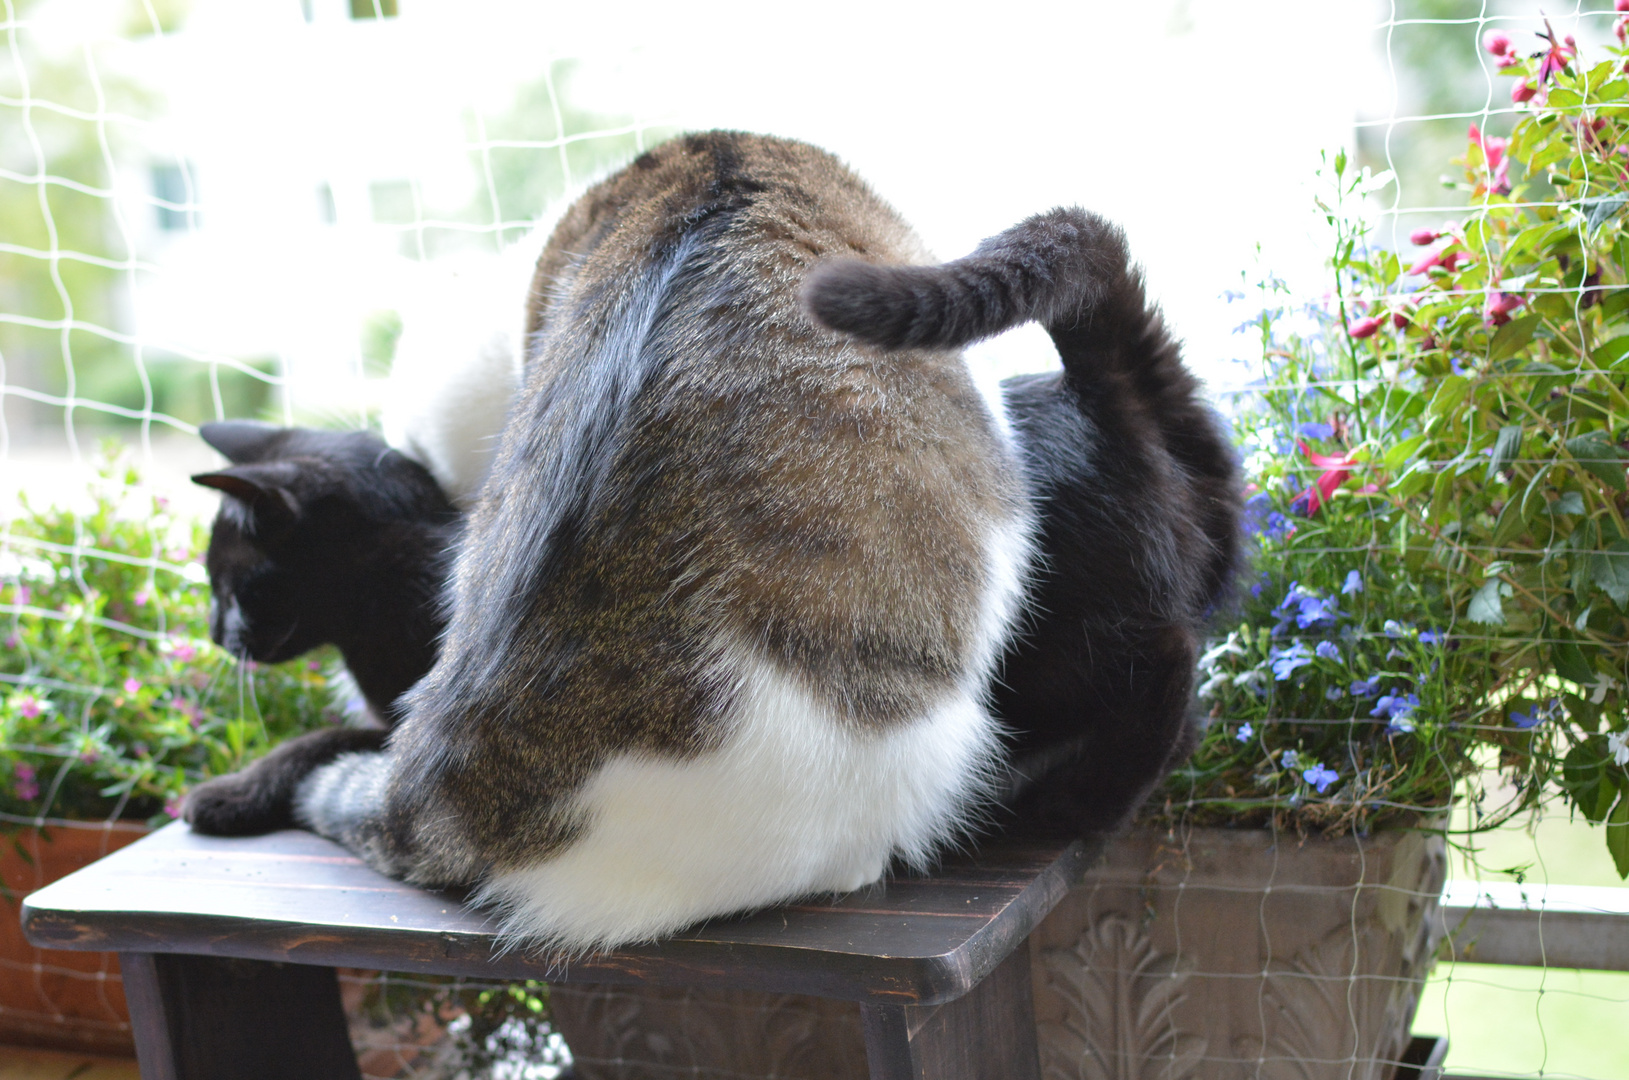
left=192, top=463, right=301, bottom=539
left=199, top=420, right=283, bottom=464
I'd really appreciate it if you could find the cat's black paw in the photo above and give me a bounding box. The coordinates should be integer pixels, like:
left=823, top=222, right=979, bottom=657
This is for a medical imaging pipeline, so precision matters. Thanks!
left=183, top=769, right=293, bottom=835
left=183, top=727, right=389, bottom=836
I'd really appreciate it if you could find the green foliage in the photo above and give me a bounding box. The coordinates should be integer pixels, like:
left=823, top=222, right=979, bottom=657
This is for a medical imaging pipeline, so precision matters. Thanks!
left=1158, top=27, right=1629, bottom=877
left=1, top=447, right=338, bottom=824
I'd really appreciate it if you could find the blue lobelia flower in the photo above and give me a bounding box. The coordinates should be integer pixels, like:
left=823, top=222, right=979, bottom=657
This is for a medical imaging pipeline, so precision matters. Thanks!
left=1342, top=570, right=1364, bottom=595
left=1326, top=685, right=1346, bottom=700
left=1302, top=764, right=1339, bottom=793
left=1281, top=749, right=1300, bottom=769
left=1350, top=676, right=1383, bottom=697
left=1269, top=642, right=1315, bottom=681
left=1243, top=492, right=1272, bottom=535
left=1265, top=512, right=1293, bottom=539
left=1510, top=699, right=1559, bottom=730
left=1236, top=722, right=1254, bottom=742
left=1275, top=582, right=1340, bottom=631
left=1372, top=692, right=1421, bottom=734
left=1383, top=619, right=1411, bottom=638
left=1419, top=629, right=1443, bottom=645
left=1298, top=421, right=1334, bottom=440
left=1315, top=641, right=1341, bottom=661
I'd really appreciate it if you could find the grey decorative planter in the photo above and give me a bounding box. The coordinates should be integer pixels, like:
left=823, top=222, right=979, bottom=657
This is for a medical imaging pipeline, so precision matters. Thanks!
left=548, top=826, right=1446, bottom=1080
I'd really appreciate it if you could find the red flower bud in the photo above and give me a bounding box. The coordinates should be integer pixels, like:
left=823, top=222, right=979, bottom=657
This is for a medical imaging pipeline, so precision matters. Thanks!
left=1497, top=53, right=1519, bottom=68
left=1392, top=310, right=1411, bottom=330
left=1619, top=0, right=1629, bottom=12
left=1348, top=316, right=1384, bottom=339
left=1512, top=81, right=1537, bottom=104
left=1410, top=228, right=1440, bottom=245
left=1440, top=250, right=1470, bottom=272
left=1483, top=30, right=1511, bottom=56
left=1618, top=16, right=1628, bottom=44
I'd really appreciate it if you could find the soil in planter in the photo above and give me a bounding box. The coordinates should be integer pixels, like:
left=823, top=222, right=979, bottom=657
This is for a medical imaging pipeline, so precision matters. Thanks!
left=0, top=821, right=149, bottom=1056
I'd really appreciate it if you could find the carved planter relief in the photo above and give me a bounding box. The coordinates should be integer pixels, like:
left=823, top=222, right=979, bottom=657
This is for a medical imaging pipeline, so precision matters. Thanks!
left=546, top=827, right=1444, bottom=1080
left=1029, top=827, right=1445, bottom=1080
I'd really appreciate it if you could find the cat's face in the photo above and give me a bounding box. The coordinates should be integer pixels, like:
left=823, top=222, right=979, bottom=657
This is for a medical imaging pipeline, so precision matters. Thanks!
left=193, top=421, right=455, bottom=663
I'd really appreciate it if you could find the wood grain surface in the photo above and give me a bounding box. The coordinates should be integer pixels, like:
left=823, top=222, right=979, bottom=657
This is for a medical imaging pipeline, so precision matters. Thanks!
left=23, top=823, right=1098, bottom=1006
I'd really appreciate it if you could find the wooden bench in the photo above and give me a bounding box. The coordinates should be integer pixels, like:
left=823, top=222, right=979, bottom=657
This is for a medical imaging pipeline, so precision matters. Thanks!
left=21, top=822, right=1099, bottom=1079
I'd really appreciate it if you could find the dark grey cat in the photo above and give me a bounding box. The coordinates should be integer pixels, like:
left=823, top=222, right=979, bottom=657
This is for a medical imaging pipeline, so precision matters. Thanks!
left=186, top=131, right=1238, bottom=951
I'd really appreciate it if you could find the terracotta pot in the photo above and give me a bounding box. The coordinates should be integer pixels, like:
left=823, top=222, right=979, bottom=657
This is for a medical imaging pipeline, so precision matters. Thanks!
left=0, top=820, right=150, bottom=1055
left=547, top=826, right=1445, bottom=1080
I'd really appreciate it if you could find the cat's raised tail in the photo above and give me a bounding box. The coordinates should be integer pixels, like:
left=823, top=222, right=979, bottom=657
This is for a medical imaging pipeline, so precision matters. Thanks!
left=800, top=207, right=1133, bottom=351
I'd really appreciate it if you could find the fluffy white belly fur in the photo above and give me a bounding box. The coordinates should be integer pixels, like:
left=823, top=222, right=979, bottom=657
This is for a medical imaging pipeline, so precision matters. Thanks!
left=478, top=639, right=1005, bottom=952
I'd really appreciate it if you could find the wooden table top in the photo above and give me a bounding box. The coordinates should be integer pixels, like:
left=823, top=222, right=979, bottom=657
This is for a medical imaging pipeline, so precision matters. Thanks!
left=22, top=822, right=1099, bottom=1005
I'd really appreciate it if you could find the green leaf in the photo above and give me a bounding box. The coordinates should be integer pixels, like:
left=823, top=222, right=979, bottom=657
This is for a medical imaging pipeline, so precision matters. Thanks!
left=1608, top=791, right=1629, bottom=880
left=1487, top=425, right=1523, bottom=483
left=1566, top=433, right=1628, bottom=491
left=1595, top=334, right=1629, bottom=370
left=1551, top=632, right=1596, bottom=685
left=1519, top=464, right=1554, bottom=521
left=1565, top=741, right=1613, bottom=822
left=1489, top=315, right=1542, bottom=362
left=1549, top=87, right=1585, bottom=108
left=1591, top=542, right=1629, bottom=609
left=1427, top=375, right=1471, bottom=419
left=1384, top=434, right=1429, bottom=471
left=1579, top=193, right=1629, bottom=233
left=1468, top=578, right=1507, bottom=625
left=1551, top=490, right=1586, bottom=516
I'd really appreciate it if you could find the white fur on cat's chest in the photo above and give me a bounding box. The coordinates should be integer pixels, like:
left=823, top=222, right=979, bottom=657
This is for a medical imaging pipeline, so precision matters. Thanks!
left=477, top=516, right=1033, bottom=952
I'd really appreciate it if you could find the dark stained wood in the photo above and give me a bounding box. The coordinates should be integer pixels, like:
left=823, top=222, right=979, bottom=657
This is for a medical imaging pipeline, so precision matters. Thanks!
left=859, top=945, right=1041, bottom=1080
left=118, top=951, right=360, bottom=1080
left=23, top=822, right=1098, bottom=1006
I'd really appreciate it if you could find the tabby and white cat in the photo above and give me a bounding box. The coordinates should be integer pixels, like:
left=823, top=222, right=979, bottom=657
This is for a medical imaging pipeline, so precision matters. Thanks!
left=186, top=131, right=1237, bottom=950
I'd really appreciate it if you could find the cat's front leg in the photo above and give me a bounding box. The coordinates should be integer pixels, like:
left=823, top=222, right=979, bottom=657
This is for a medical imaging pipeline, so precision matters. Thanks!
left=183, top=727, right=389, bottom=835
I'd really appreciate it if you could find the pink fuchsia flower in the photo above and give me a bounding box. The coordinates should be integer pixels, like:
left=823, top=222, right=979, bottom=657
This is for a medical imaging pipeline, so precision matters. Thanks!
left=1536, top=30, right=1575, bottom=86
left=1289, top=442, right=1358, bottom=517
left=1485, top=291, right=1525, bottom=326
left=1513, top=80, right=1537, bottom=104
left=14, top=694, right=44, bottom=719
left=1468, top=123, right=1511, bottom=195
left=1410, top=228, right=1441, bottom=246
left=1392, top=309, right=1411, bottom=330
left=1348, top=315, right=1384, bottom=339
left=1618, top=0, right=1629, bottom=11
left=1483, top=30, right=1511, bottom=56
left=1617, top=16, right=1628, bottom=45
left=121, top=677, right=142, bottom=695
left=13, top=763, right=39, bottom=802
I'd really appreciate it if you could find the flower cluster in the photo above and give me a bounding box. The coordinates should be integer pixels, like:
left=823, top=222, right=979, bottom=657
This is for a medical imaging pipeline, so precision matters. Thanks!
left=2, top=451, right=338, bottom=824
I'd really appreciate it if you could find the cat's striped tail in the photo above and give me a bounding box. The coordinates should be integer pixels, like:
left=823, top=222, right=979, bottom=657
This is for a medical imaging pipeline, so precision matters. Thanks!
left=800, top=207, right=1135, bottom=351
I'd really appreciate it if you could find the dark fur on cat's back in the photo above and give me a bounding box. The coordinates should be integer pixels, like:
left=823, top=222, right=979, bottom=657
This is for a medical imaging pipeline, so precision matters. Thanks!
left=805, top=210, right=1240, bottom=836
left=185, top=422, right=460, bottom=830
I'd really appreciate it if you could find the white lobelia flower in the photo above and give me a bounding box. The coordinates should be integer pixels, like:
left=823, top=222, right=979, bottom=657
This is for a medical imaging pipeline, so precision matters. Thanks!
left=1590, top=674, right=1622, bottom=706
left=1608, top=730, right=1629, bottom=768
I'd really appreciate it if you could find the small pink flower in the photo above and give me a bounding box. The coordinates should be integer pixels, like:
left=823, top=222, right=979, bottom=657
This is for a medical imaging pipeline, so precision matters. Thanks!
left=164, top=794, right=182, bottom=819
left=1410, top=228, right=1440, bottom=246
left=1483, top=30, right=1510, bottom=56
left=15, top=586, right=30, bottom=605
left=1348, top=316, right=1383, bottom=339
left=13, top=764, right=39, bottom=802
left=169, top=641, right=196, bottom=663
left=133, top=591, right=150, bottom=608
left=1513, top=80, right=1537, bottom=104
left=15, top=695, right=43, bottom=719
left=122, top=677, right=142, bottom=695
left=1496, top=52, right=1518, bottom=69
left=155, top=495, right=171, bottom=511
left=1485, top=291, right=1525, bottom=327
left=3, top=635, right=18, bottom=650
left=307, top=659, right=322, bottom=673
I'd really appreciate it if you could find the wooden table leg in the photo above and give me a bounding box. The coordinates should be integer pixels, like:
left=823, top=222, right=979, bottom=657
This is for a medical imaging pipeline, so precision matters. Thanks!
left=119, top=952, right=360, bottom=1080
left=859, top=944, right=1041, bottom=1080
